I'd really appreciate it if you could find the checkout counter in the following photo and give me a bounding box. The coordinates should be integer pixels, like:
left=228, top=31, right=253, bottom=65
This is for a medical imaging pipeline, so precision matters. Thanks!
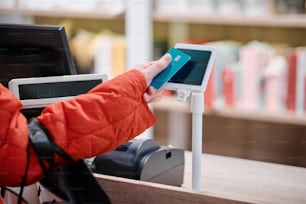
left=95, top=151, right=306, bottom=204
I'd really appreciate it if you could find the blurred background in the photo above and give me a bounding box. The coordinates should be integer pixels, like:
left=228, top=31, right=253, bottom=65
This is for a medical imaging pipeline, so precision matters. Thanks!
left=1, top=0, right=305, bottom=167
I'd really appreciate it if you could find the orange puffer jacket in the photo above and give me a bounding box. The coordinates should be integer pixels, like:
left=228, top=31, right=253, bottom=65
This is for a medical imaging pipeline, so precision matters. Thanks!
left=0, top=70, right=156, bottom=187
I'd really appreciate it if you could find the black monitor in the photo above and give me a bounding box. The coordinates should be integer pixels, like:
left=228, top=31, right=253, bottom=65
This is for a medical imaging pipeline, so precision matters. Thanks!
left=0, top=23, right=77, bottom=118
left=0, top=23, right=77, bottom=88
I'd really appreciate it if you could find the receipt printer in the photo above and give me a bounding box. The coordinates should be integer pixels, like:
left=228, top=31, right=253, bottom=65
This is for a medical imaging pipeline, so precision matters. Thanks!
left=91, top=138, right=185, bottom=186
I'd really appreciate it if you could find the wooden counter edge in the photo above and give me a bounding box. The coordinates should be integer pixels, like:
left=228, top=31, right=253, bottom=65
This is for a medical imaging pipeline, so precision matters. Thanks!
left=94, top=173, right=251, bottom=204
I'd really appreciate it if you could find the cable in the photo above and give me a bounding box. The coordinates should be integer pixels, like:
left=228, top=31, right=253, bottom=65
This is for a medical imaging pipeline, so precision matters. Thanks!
left=0, top=187, right=29, bottom=204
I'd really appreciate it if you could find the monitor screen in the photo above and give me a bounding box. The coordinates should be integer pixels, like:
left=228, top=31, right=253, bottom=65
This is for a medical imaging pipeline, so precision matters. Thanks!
left=0, top=23, right=76, bottom=88
left=168, top=48, right=212, bottom=86
left=0, top=23, right=77, bottom=118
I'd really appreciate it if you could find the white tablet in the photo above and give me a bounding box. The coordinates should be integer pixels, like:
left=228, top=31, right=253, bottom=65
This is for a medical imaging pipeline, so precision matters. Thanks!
left=9, top=74, right=107, bottom=109
left=166, top=43, right=216, bottom=93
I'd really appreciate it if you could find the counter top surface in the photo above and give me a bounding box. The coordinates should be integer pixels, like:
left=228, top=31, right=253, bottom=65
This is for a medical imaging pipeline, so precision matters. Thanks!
left=183, top=152, right=306, bottom=204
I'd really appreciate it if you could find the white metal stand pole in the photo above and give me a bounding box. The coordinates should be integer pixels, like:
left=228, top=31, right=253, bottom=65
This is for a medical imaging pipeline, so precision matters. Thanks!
left=190, top=92, right=204, bottom=191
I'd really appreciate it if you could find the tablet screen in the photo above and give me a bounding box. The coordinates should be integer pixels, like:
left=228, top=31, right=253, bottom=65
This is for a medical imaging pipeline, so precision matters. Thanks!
left=168, top=48, right=212, bottom=85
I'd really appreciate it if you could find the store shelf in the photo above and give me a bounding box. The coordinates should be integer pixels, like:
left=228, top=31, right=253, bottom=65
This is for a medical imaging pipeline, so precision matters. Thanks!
left=153, top=12, right=306, bottom=28
left=2, top=7, right=306, bottom=28
left=153, top=96, right=306, bottom=126
left=0, top=7, right=124, bottom=19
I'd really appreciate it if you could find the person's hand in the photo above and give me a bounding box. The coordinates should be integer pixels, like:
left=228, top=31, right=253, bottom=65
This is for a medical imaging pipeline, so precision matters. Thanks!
left=134, top=54, right=171, bottom=103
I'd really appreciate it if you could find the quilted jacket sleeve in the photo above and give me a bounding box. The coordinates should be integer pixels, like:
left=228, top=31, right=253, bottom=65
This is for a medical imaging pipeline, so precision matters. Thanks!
left=0, top=69, right=156, bottom=187
left=0, top=83, right=42, bottom=186
left=36, top=69, right=156, bottom=164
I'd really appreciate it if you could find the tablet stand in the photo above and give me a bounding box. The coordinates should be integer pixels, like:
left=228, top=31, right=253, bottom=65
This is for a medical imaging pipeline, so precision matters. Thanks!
left=190, top=92, right=204, bottom=191
left=176, top=90, right=204, bottom=191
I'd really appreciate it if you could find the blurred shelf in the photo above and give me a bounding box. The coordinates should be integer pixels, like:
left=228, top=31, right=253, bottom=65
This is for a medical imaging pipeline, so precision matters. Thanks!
left=153, top=12, right=306, bottom=28
left=0, top=7, right=124, bottom=19
left=153, top=96, right=306, bottom=126
left=2, top=7, right=306, bottom=28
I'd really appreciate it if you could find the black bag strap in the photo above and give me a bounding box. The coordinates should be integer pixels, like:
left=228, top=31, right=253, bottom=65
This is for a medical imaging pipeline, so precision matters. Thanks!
left=28, top=118, right=111, bottom=204
left=28, top=118, right=74, bottom=168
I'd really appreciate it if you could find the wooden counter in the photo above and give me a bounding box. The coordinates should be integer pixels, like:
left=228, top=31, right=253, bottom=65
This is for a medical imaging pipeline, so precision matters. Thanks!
left=95, top=151, right=306, bottom=204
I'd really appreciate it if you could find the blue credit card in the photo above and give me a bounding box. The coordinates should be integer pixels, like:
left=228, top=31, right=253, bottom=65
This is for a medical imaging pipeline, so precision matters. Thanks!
left=150, top=48, right=191, bottom=90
